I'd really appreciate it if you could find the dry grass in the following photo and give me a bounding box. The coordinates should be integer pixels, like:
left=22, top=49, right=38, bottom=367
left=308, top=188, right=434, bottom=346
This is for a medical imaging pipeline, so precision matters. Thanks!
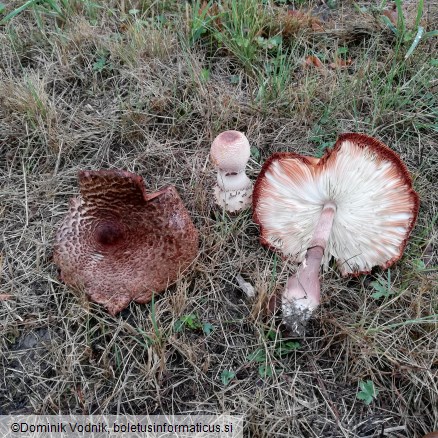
left=0, top=0, right=437, bottom=436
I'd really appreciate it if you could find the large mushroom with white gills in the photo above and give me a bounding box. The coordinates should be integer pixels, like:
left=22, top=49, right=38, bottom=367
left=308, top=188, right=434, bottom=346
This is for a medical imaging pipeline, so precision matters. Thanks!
left=253, top=133, right=419, bottom=335
left=54, top=170, right=199, bottom=315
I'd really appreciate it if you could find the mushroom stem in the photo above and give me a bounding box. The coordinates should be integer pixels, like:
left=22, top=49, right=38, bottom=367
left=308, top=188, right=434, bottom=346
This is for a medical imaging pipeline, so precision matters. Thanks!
left=282, top=202, right=336, bottom=335
left=309, top=202, right=337, bottom=250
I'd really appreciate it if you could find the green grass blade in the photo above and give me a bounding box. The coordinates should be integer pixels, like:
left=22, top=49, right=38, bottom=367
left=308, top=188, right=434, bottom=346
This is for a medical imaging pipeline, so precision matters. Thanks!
left=394, top=0, right=405, bottom=34
left=0, top=0, right=38, bottom=24
left=414, top=0, right=424, bottom=29
left=405, top=26, right=424, bottom=59
left=43, top=0, right=65, bottom=20
left=424, top=30, right=438, bottom=38
left=381, top=15, right=398, bottom=35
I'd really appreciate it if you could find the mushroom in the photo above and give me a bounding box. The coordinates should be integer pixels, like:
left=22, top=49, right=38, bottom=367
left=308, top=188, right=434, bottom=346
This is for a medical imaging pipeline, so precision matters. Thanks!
left=253, top=133, right=419, bottom=335
left=210, top=130, right=253, bottom=213
left=54, top=170, right=199, bottom=315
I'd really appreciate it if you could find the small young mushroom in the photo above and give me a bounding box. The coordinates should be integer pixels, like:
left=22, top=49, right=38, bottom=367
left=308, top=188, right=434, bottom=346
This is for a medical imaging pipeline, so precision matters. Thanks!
left=210, top=130, right=253, bottom=213
left=54, top=170, right=199, bottom=315
left=253, top=133, right=419, bottom=336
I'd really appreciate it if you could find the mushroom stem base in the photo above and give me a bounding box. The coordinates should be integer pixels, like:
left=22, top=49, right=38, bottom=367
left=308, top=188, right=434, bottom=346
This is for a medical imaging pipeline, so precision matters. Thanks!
left=214, top=185, right=253, bottom=213
left=282, top=203, right=336, bottom=336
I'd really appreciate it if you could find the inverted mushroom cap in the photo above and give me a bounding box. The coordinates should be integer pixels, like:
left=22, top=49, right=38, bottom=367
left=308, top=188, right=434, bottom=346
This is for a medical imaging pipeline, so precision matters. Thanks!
left=253, top=133, right=419, bottom=275
left=54, top=170, right=199, bottom=315
left=210, top=130, right=251, bottom=173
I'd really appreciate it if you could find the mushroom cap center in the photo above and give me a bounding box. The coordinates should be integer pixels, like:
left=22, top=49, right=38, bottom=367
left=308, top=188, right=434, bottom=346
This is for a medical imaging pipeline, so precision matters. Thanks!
left=95, top=221, right=124, bottom=246
left=210, top=130, right=250, bottom=172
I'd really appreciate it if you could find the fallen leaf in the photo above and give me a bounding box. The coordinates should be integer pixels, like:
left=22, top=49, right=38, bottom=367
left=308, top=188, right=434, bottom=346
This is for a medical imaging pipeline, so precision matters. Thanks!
left=118, top=22, right=128, bottom=33
left=329, top=57, right=352, bottom=69
left=199, top=1, right=208, bottom=15
left=310, top=19, right=324, bottom=31
left=304, top=55, right=324, bottom=69
left=382, top=2, right=419, bottom=29
left=382, top=9, right=398, bottom=26
left=287, top=9, right=324, bottom=31
left=267, top=292, right=281, bottom=315
left=287, top=9, right=307, bottom=19
left=202, top=2, right=221, bottom=30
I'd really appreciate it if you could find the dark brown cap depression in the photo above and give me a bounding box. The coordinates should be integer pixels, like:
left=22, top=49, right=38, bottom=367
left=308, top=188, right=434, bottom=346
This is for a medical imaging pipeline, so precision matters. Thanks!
left=253, top=133, right=419, bottom=276
left=54, top=170, right=199, bottom=315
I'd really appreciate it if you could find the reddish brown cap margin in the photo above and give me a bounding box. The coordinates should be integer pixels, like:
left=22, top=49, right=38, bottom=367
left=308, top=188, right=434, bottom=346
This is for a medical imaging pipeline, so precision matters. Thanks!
left=253, top=133, right=420, bottom=276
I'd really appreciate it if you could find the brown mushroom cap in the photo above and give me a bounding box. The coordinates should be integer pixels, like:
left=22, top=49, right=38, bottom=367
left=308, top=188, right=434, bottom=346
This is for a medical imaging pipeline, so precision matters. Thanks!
left=54, top=170, right=199, bottom=315
left=253, top=133, right=419, bottom=275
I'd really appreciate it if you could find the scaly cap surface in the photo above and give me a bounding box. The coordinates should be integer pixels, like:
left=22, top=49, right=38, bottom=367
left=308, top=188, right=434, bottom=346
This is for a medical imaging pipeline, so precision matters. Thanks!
left=210, top=130, right=250, bottom=173
left=54, top=170, right=199, bottom=314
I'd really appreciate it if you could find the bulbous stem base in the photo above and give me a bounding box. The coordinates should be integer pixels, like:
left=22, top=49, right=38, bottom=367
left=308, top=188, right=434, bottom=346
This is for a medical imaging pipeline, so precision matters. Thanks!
left=282, top=203, right=336, bottom=336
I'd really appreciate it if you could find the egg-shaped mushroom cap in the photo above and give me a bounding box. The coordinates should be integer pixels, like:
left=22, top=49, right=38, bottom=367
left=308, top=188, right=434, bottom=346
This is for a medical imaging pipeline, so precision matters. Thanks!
left=54, top=170, right=199, bottom=315
left=210, top=130, right=250, bottom=173
left=253, top=133, right=419, bottom=275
